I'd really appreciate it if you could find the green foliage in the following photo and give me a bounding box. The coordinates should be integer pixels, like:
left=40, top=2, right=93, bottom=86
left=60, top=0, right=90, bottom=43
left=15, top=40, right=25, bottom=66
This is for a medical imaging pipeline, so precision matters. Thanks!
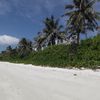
left=34, top=16, right=63, bottom=49
left=0, top=35, right=100, bottom=69
left=18, top=38, right=33, bottom=58
left=64, top=0, right=100, bottom=44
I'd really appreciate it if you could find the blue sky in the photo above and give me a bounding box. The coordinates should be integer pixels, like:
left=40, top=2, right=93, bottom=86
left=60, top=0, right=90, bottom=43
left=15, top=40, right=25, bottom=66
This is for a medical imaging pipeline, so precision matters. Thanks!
left=0, top=0, right=100, bottom=51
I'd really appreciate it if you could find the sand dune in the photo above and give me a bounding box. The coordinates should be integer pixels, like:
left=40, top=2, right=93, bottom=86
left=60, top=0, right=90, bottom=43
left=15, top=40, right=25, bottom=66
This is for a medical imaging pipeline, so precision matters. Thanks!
left=0, top=62, right=100, bottom=100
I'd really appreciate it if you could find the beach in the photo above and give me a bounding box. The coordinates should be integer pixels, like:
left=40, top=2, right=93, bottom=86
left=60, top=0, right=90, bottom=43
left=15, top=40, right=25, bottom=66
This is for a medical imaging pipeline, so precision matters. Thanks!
left=0, top=62, right=100, bottom=100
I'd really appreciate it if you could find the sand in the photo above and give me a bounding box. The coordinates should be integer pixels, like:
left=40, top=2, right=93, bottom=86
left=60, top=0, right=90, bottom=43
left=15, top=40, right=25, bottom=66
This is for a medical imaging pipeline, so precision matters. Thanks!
left=0, top=61, right=100, bottom=100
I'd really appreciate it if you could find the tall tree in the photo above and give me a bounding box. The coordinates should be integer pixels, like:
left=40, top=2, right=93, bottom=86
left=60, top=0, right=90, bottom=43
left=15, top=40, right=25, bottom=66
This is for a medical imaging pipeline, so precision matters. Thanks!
left=6, top=45, right=12, bottom=52
left=63, top=0, right=100, bottom=44
left=33, top=32, right=47, bottom=50
left=43, top=16, right=63, bottom=45
left=18, top=38, right=32, bottom=58
left=5, top=45, right=13, bottom=56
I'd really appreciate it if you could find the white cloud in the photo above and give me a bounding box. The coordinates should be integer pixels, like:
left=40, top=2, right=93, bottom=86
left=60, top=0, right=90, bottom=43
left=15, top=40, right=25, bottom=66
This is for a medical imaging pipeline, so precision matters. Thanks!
left=0, top=35, right=19, bottom=45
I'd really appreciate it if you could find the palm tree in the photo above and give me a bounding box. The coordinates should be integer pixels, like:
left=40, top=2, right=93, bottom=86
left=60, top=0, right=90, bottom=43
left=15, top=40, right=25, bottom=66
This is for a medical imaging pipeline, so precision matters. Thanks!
left=63, top=0, right=100, bottom=44
left=43, top=16, right=63, bottom=45
left=18, top=38, right=32, bottom=58
left=6, top=45, right=12, bottom=52
left=5, top=45, right=13, bottom=56
left=33, top=32, right=47, bottom=50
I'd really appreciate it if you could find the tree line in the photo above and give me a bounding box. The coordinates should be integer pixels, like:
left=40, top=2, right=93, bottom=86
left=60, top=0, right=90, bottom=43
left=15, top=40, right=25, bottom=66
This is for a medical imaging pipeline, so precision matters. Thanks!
left=1, top=0, right=100, bottom=58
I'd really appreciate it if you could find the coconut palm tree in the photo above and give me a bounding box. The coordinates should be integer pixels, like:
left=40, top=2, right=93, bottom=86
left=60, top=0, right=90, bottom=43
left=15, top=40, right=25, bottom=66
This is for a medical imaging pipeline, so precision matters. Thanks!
left=5, top=45, right=13, bottom=56
left=33, top=32, right=47, bottom=50
left=18, top=38, right=32, bottom=58
left=63, top=0, right=100, bottom=44
left=6, top=46, right=12, bottom=52
left=43, top=16, right=63, bottom=45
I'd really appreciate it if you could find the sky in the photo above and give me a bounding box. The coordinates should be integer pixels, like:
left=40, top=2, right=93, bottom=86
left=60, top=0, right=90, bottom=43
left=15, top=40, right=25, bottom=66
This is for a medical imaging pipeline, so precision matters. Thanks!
left=0, top=0, right=100, bottom=51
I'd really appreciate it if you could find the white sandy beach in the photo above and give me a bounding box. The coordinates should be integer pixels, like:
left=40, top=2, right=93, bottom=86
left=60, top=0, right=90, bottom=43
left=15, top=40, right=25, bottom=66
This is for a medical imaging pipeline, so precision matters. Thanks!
left=0, top=62, right=100, bottom=100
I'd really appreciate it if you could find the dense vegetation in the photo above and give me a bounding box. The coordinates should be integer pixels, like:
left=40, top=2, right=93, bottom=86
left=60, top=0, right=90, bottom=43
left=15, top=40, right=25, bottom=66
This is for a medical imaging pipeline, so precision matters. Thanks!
left=0, top=0, right=100, bottom=69
left=0, top=35, right=100, bottom=69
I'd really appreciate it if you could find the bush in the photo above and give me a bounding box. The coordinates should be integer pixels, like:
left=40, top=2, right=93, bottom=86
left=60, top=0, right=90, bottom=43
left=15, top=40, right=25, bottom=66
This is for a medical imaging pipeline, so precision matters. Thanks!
left=0, top=35, right=100, bottom=69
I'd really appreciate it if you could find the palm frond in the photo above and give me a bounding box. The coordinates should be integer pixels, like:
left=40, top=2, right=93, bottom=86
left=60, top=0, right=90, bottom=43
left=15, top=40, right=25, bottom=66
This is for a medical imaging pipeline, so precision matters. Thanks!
left=65, top=5, right=74, bottom=9
left=85, top=0, right=96, bottom=10
left=94, top=12, right=100, bottom=20
left=63, top=11, right=76, bottom=16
